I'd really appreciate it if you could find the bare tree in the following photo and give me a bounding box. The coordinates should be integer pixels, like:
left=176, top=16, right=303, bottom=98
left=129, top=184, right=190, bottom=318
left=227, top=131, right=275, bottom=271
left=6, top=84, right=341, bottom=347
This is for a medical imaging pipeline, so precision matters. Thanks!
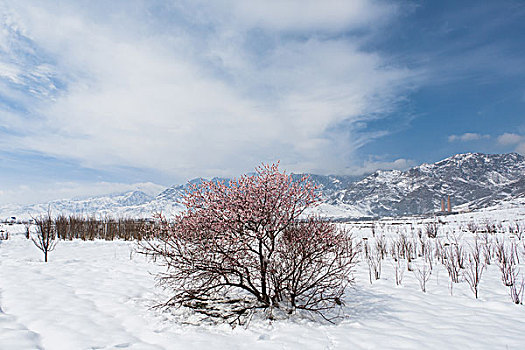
left=376, top=235, right=387, bottom=260
left=495, top=237, right=517, bottom=287
left=32, top=211, right=58, bottom=262
left=367, top=247, right=382, bottom=283
left=413, top=262, right=432, bottom=292
left=508, top=266, right=525, bottom=305
left=443, top=243, right=461, bottom=284
left=449, top=231, right=466, bottom=269
left=434, top=239, right=445, bottom=264
left=396, top=233, right=415, bottom=269
left=391, top=255, right=405, bottom=286
left=425, top=222, right=439, bottom=238
left=481, top=233, right=493, bottom=266
left=423, top=241, right=434, bottom=271
left=463, top=237, right=486, bottom=299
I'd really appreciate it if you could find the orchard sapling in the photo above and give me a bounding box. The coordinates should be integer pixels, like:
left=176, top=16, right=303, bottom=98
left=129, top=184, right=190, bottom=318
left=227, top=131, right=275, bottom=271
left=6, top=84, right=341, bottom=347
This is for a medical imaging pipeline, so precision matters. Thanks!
left=32, top=211, right=58, bottom=262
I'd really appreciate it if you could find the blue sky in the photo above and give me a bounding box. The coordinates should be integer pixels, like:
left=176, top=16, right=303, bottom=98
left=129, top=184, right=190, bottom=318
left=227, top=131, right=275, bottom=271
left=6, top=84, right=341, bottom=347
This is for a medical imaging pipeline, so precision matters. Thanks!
left=0, top=0, right=524, bottom=204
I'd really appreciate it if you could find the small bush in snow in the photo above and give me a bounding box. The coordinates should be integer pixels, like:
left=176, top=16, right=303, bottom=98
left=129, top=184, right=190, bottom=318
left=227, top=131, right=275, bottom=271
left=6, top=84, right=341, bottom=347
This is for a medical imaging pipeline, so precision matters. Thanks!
left=495, top=237, right=518, bottom=287
left=413, top=262, right=432, bottom=293
left=443, top=243, right=461, bottom=284
left=508, top=267, right=525, bottom=305
left=391, top=257, right=405, bottom=286
left=463, top=237, right=486, bottom=299
left=367, top=247, right=382, bottom=283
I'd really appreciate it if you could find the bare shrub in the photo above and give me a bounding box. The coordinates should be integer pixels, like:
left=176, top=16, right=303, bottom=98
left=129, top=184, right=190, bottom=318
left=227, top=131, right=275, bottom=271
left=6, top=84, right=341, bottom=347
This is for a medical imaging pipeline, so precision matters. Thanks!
left=413, top=262, right=432, bottom=292
left=425, top=222, right=439, bottom=238
left=481, top=233, right=493, bottom=266
left=390, top=237, right=401, bottom=260
left=391, top=256, right=405, bottom=286
left=495, top=237, right=518, bottom=287
left=443, top=243, right=461, bottom=284
left=507, top=266, right=525, bottom=305
left=417, top=234, right=426, bottom=258
left=396, top=233, right=415, bottom=269
left=434, top=239, right=445, bottom=264
left=449, top=232, right=465, bottom=269
left=423, top=241, right=434, bottom=271
left=376, top=235, right=387, bottom=260
left=509, top=222, right=523, bottom=241
left=512, top=238, right=521, bottom=264
left=493, top=236, right=525, bottom=304
left=463, top=237, right=486, bottom=299
left=140, top=164, right=359, bottom=324
left=367, top=247, right=382, bottom=283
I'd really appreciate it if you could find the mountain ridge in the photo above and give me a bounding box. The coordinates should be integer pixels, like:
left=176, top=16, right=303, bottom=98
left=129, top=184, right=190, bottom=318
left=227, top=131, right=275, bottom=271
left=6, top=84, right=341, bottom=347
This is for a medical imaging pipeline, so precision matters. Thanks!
left=2, top=152, right=524, bottom=219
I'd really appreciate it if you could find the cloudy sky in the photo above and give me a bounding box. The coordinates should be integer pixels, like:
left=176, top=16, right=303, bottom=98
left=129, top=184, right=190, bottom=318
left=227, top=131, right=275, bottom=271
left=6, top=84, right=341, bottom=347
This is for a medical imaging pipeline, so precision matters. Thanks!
left=0, top=0, right=524, bottom=205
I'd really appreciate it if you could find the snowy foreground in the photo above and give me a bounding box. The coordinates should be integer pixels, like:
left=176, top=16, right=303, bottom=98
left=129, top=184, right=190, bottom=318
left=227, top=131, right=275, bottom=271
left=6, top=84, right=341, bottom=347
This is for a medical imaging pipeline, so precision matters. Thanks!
left=1, top=215, right=525, bottom=349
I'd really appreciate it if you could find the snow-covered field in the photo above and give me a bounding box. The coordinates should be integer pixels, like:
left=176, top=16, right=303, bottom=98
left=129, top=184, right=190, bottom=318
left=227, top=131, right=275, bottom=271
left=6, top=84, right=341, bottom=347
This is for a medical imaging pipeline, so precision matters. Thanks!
left=1, top=210, right=525, bottom=349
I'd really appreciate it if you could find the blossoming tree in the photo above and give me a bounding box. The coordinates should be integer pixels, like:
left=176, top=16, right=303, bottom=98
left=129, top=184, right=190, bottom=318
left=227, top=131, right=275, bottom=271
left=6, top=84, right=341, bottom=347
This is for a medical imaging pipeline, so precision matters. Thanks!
left=142, top=163, right=358, bottom=323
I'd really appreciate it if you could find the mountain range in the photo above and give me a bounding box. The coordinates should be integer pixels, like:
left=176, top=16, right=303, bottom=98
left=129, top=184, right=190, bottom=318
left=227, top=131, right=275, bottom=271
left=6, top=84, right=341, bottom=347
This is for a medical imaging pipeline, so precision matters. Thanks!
left=2, top=152, right=524, bottom=220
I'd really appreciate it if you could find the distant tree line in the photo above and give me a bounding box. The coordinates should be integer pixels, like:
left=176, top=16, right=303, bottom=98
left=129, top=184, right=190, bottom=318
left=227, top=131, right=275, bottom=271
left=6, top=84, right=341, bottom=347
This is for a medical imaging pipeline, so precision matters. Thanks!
left=30, top=214, right=158, bottom=242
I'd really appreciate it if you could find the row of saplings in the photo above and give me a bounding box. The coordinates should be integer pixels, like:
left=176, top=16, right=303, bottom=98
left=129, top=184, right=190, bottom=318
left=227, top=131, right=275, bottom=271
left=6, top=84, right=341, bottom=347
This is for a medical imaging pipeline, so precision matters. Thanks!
left=27, top=214, right=159, bottom=262
left=363, top=223, right=525, bottom=305
left=27, top=215, right=156, bottom=243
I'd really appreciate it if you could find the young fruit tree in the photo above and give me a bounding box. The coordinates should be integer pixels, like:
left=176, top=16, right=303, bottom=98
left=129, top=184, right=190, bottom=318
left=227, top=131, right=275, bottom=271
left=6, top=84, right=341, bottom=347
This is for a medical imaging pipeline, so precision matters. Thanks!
left=32, top=212, right=58, bottom=262
left=141, top=163, right=359, bottom=324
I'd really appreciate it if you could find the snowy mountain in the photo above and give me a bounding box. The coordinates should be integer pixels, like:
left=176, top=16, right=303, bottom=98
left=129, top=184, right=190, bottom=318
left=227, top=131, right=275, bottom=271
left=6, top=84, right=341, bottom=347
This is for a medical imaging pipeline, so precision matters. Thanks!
left=291, top=174, right=363, bottom=197
left=328, top=152, right=525, bottom=218
left=0, top=190, right=155, bottom=219
left=2, top=153, right=524, bottom=220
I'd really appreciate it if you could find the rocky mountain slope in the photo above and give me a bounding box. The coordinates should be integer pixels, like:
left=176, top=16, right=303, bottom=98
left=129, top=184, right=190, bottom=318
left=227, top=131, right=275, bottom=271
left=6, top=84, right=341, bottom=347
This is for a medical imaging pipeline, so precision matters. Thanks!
left=329, top=152, right=525, bottom=218
left=2, top=153, right=524, bottom=220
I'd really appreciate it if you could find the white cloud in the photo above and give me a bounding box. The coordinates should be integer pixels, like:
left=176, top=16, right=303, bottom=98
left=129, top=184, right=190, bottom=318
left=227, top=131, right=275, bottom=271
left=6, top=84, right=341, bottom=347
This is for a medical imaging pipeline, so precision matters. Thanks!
left=0, top=1, right=418, bottom=186
left=497, top=132, right=522, bottom=145
left=495, top=133, right=525, bottom=155
left=352, top=158, right=415, bottom=175
left=448, top=133, right=490, bottom=142
left=515, top=142, right=525, bottom=155
left=221, top=0, right=397, bottom=32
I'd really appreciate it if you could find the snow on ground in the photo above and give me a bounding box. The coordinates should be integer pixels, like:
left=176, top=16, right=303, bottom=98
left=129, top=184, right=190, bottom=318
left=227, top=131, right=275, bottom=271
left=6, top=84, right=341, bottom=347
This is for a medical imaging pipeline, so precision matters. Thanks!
left=0, top=217, right=524, bottom=349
